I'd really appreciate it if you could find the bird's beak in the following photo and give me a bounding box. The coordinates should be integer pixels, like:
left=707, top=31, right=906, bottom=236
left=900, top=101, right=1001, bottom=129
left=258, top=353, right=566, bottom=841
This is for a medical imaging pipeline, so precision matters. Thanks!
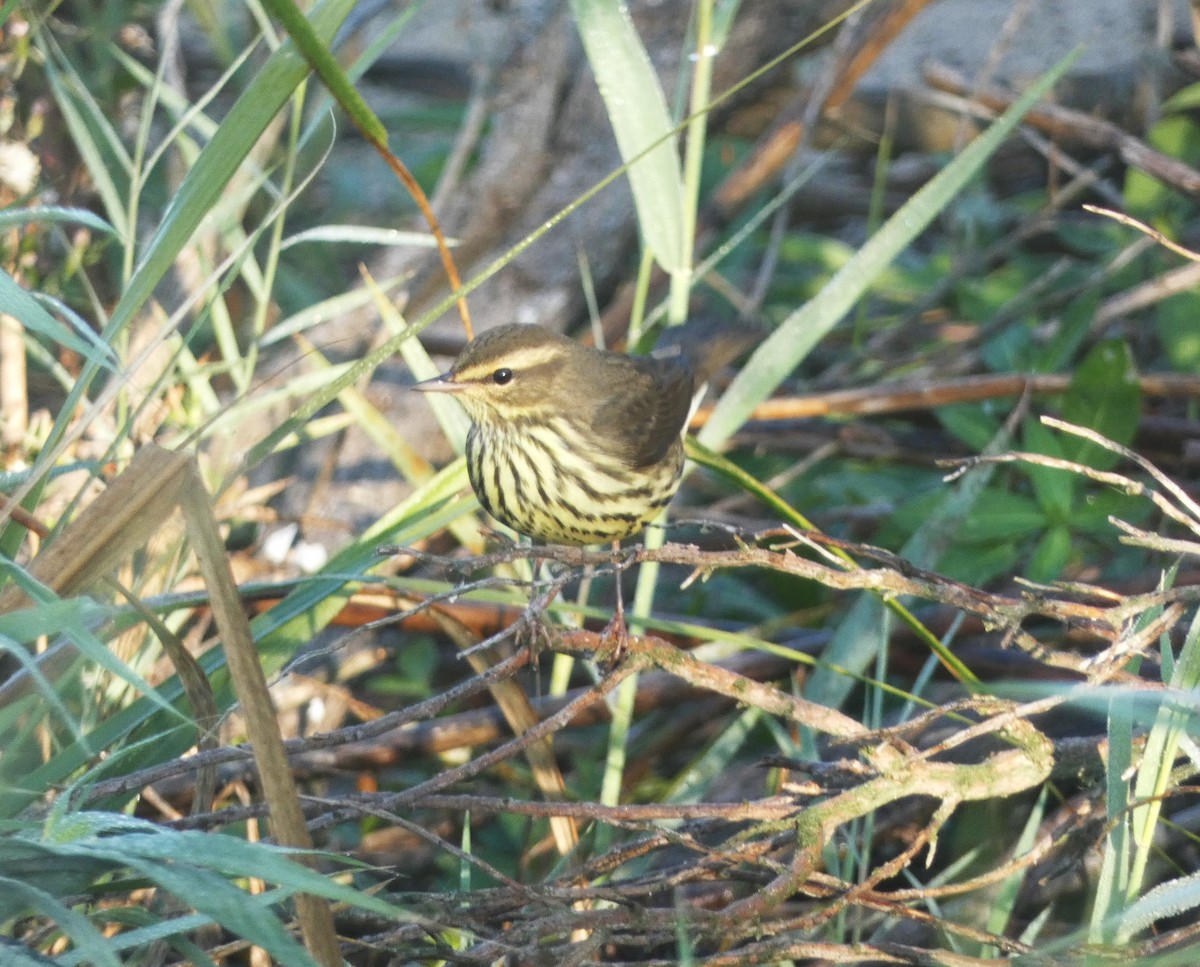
left=412, top=371, right=464, bottom=394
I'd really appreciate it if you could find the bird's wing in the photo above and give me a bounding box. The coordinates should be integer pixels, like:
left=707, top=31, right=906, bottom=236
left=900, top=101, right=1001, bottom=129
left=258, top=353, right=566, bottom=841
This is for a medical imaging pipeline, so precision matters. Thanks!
left=592, top=356, right=694, bottom=469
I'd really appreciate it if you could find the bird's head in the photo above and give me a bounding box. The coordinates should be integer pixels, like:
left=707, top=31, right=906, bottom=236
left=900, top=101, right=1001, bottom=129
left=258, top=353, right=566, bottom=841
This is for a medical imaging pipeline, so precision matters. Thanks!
left=412, top=324, right=578, bottom=422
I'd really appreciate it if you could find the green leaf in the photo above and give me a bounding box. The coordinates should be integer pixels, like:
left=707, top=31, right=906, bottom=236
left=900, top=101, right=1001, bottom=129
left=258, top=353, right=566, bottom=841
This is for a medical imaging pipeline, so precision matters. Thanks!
left=1026, top=524, right=1072, bottom=584
left=1023, top=417, right=1075, bottom=519
left=980, top=318, right=1035, bottom=372
left=1163, top=79, right=1200, bottom=113
left=1155, top=289, right=1200, bottom=371
left=938, top=403, right=1001, bottom=452
left=1042, top=284, right=1098, bottom=371
left=955, top=489, right=1046, bottom=543
left=1071, top=488, right=1146, bottom=537
left=1061, top=339, right=1139, bottom=471
left=1126, top=114, right=1200, bottom=219
left=937, top=540, right=1020, bottom=588
left=569, top=0, right=685, bottom=274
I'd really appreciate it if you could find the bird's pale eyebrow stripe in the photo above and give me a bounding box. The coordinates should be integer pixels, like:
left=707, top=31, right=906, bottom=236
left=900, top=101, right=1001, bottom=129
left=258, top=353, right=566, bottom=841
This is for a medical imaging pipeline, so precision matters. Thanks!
left=462, top=344, right=561, bottom=376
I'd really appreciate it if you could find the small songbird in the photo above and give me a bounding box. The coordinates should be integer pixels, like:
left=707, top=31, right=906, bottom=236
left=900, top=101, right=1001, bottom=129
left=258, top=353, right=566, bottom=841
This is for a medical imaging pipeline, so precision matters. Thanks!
left=412, top=323, right=701, bottom=547
left=413, top=321, right=752, bottom=642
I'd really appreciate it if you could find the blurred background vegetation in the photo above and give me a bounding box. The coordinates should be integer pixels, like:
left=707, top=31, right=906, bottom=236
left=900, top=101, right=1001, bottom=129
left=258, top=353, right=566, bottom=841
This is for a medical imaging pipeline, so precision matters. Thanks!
left=3, top=0, right=1200, bottom=964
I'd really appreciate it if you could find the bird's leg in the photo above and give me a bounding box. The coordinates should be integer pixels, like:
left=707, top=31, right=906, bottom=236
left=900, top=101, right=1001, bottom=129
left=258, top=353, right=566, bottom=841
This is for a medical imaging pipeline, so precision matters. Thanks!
left=599, top=540, right=630, bottom=659
left=508, top=538, right=541, bottom=659
left=524, top=576, right=563, bottom=671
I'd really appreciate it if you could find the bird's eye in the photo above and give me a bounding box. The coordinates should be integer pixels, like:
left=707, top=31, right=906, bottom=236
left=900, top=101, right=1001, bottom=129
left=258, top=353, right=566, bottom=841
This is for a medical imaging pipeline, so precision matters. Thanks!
left=492, top=368, right=513, bottom=385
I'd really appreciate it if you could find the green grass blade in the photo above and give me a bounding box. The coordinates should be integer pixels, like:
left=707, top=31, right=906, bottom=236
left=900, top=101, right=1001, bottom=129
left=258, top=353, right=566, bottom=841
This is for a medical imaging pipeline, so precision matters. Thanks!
left=1126, top=604, right=1200, bottom=914
left=1118, top=871, right=1200, bottom=942
left=27, top=0, right=358, bottom=475
left=0, top=267, right=115, bottom=364
left=569, top=0, right=685, bottom=274
left=0, top=875, right=120, bottom=967
left=38, top=33, right=133, bottom=241
left=260, top=0, right=389, bottom=146
left=0, top=0, right=361, bottom=569
left=0, top=206, right=115, bottom=233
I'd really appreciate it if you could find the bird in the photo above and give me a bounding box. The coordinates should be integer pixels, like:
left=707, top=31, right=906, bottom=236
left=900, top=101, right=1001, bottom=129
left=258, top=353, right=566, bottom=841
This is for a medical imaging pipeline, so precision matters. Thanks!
left=412, top=320, right=751, bottom=643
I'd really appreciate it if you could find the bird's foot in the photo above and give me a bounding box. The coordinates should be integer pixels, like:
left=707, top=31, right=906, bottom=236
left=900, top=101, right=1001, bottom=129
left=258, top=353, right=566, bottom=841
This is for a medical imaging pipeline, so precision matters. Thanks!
left=509, top=611, right=543, bottom=668
left=516, top=579, right=564, bottom=669
left=596, top=540, right=633, bottom=664
left=597, top=597, right=630, bottom=665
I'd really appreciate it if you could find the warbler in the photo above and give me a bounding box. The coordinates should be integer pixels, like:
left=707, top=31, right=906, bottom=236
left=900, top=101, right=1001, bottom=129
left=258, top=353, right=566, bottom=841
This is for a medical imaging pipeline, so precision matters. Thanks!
left=412, top=322, right=744, bottom=546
